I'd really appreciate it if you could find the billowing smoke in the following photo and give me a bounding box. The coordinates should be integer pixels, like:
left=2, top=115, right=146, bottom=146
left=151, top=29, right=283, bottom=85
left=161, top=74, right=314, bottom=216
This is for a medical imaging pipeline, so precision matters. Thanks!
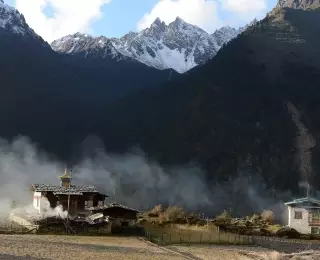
left=12, top=197, right=67, bottom=220
left=0, top=135, right=291, bottom=221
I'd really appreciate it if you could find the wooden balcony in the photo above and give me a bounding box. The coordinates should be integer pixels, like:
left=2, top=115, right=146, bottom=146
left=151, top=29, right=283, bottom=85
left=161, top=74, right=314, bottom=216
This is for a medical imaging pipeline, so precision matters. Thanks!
left=308, top=214, right=320, bottom=226
left=309, top=220, right=320, bottom=226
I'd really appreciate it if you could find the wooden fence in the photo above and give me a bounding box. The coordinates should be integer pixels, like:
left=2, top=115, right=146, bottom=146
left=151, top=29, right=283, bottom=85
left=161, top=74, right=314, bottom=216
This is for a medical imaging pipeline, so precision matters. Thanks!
left=144, top=226, right=254, bottom=246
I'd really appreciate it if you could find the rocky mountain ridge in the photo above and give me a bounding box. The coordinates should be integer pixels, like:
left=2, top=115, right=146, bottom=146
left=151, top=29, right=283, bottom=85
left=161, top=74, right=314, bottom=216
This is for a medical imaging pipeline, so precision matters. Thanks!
left=277, top=0, right=320, bottom=9
left=0, top=0, right=48, bottom=46
left=52, top=18, right=243, bottom=73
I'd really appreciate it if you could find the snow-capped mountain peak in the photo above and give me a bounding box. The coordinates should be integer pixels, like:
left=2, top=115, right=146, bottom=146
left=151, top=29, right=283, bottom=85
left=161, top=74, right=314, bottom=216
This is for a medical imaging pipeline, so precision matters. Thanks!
left=51, top=32, right=129, bottom=61
left=51, top=17, right=242, bottom=73
left=1, top=1, right=29, bottom=34
left=0, top=0, right=47, bottom=45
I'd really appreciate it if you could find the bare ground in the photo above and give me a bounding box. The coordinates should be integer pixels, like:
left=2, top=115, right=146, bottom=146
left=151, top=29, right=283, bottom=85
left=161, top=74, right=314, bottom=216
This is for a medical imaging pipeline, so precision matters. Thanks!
left=0, top=234, right=183, bottom=260
left=1, top=235, right=319, bottom=260
left=169, top=245, right=280, bottom=260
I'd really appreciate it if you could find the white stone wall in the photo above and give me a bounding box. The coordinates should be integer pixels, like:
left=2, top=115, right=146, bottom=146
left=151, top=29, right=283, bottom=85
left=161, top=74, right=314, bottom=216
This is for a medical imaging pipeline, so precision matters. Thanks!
left=288, top=206, right=311, bottom=234
left=33, top=192, right=42, bottom=213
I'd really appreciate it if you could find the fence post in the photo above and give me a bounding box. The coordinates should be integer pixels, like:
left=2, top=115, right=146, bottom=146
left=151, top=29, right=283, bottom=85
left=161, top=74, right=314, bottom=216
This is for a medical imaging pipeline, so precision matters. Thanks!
left=161, top=232, right=164, bottom=246
left=188, top=231, right=191, bottom=246
left=169, top=233, right=171, bottom=244
left=218, top=231, right=220, bottom=244
left=208, top=234, right=211, bottom=247
left=200, top=232, right=202, bottom=244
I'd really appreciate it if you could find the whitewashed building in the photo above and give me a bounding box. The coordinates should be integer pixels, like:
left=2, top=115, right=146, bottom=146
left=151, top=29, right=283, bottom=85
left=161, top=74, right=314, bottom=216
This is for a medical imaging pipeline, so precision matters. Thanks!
left=30, top=169, right=108, bottom=216
left=284, top=197, right=320, bottom=234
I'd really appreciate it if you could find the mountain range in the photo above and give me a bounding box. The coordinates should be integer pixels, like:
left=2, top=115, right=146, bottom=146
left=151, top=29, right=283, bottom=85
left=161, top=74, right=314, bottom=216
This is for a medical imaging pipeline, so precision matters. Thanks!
left=0, top=0, right=178, bottom=159
left=1, top=0, right=320, bottom=202
left=51, top=18, right=244, bottom=73
left=93, top=0, right=320, bottom=194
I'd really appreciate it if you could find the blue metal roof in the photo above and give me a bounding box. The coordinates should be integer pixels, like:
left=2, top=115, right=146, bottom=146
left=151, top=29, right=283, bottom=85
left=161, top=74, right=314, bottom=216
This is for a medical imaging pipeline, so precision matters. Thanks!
left=284, top=197, right=320, bottom=206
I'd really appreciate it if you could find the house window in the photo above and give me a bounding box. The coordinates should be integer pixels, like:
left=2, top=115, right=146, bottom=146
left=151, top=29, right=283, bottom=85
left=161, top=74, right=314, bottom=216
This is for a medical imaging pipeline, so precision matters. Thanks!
left=84, top=201, right=88, bottom=208
left=294, top=210, right=303, bottom=219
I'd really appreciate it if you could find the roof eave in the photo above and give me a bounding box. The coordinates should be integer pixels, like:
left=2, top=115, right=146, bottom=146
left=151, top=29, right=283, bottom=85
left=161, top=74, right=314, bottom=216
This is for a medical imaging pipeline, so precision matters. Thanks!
left=284, top=197, right=320, bottom=206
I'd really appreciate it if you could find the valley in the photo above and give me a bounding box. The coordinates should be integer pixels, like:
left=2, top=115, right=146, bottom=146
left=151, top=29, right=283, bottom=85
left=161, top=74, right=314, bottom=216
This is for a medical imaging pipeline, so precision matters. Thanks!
left=0, top=0, right=320, bottom=216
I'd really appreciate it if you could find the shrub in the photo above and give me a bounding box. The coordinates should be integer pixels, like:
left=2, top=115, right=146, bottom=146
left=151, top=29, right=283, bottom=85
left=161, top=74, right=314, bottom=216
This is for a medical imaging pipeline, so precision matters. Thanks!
left=216, top=210, right=232, bottom=220
left=148, top=204, right=163, bottom=217
left=261, top=210, right=275, bottom=224
left=158, top=212, right=166, bottom=223
left=165, top=206, right=186, bottom=222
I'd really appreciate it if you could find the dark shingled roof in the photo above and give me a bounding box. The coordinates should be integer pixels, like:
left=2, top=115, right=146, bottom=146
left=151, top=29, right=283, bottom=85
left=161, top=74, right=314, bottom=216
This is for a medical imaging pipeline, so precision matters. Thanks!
left=88, top=203, right=140, bottom=213
left=53, top=191, right=84, bottom=195
left=31, top=184, right=106, bottom=196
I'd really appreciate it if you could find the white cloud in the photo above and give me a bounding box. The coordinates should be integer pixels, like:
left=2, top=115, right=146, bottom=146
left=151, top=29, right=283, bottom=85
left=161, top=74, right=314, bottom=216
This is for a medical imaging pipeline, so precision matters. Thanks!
left=137, top=0, right=222, bottom=33
left=137, top=0, right=268, bottom=32
left=15, top=0, right=111, bottom=42
left=218, top=0, right=267, bottom=27
left=221, top=0, right=266, bottom=13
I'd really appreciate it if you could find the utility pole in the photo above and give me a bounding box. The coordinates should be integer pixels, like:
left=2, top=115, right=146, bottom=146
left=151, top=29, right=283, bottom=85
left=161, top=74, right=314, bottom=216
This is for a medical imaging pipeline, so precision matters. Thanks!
left=67, top=168, right=72, bottom=225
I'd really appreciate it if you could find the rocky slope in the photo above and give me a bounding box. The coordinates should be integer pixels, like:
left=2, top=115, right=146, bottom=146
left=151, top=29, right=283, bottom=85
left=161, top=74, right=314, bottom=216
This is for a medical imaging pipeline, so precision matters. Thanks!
left=51, top=18, right=242, bottom=73
left=0, top=0, right=48, bottom=46
left=51, top=33, right=129, bottom=61
left=277, top=0, right=320, bottom=9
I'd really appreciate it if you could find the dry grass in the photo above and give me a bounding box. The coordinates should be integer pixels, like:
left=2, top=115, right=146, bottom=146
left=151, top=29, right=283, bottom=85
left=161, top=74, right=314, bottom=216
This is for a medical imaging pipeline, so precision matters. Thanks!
left=0, top=234, right=184, bottom=260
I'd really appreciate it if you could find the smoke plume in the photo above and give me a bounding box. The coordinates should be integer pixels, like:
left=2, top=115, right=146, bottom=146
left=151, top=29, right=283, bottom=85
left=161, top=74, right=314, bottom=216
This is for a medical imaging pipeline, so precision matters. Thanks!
left=0, top=135, right=291, bottom=221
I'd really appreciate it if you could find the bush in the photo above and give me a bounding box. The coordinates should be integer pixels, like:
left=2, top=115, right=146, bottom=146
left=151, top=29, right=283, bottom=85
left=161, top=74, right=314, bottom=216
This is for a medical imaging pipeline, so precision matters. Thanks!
left=215, top=210, right=233, bottom=226
left=276, top=227, right=300, bottom=239
left=158, top=212, right=166, bottom=223
left=261, top=210, right=275, bottom=224
left=165, top=206, right=186, bottom=222
left=148, top=204, right=163, bottom=217
left=216, top=210, right=232, bottom=221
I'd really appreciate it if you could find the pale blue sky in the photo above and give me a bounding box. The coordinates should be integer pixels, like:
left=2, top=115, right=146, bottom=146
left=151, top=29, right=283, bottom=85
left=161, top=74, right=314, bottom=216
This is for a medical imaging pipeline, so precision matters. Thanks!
left=6, top=0, right=278, bottom=41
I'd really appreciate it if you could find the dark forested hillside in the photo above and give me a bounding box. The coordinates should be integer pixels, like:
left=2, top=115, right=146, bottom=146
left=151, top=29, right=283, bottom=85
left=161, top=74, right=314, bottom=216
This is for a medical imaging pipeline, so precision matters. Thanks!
left=0, top=27, right=177, bottom=158
left=95, top=7, right=320, bottom=193
left=1, top=3, right=320, bottom=194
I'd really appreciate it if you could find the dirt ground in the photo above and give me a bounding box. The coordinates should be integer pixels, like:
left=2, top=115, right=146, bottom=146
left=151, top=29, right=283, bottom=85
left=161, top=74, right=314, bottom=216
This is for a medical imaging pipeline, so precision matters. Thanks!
left=169, top=245, right=280, bottom=260
left=0, top=234, right=302, bottom=260
left=0, top=235, right=182, bottom=260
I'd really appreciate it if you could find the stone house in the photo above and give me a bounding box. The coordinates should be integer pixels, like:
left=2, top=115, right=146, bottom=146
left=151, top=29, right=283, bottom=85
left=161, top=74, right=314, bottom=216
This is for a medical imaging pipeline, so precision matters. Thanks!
left=284, top=197, right=320, bottom=234
left=30, top=169, right=108, bottom=217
